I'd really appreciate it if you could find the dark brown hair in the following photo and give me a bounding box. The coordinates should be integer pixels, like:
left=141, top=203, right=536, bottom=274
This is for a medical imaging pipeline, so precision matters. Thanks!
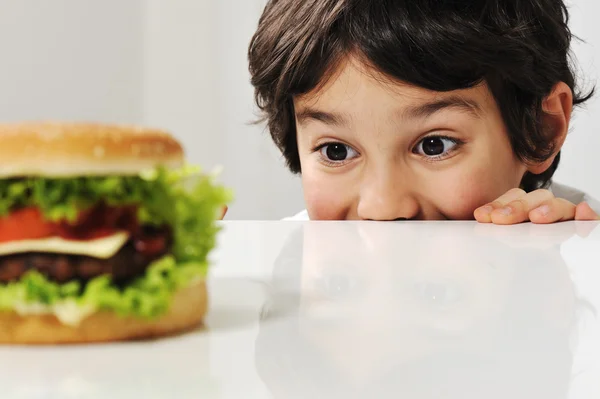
left=248, top=0, right=593, bottom=191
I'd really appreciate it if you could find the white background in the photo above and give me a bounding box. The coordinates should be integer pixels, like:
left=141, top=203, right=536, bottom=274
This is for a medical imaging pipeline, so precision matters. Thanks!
left=0, top=0, right=597, bottom=220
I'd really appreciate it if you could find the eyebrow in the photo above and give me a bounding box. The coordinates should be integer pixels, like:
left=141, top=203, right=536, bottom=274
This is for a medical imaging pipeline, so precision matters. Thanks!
left=295, top=95, right=482, bottom=127
left=403, top=96, right=482, bottom=119
left=295, top=108, right=350, bottom=127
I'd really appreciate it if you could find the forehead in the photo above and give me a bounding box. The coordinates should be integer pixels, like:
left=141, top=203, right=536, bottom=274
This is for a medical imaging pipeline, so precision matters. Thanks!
left=293, top=56, right=494, bottom=117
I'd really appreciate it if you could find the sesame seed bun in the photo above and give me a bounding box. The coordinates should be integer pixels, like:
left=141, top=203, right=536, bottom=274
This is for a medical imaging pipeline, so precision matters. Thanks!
left=0, top=122, right=185, bottom=178
left=0, top=280, right=207, bottom=345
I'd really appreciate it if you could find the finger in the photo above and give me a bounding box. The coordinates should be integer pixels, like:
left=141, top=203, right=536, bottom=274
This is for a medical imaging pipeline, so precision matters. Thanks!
left=489, top=188, right=528, bottom=207
left=490, top=189, right=554, bottom=225
left=220, top=206, right=228, bottom=220
left=474, top=188, right=526, bottom=223
left=575, top=202, right=600, bottom=221
left=528, top=198, right=576, bottom=224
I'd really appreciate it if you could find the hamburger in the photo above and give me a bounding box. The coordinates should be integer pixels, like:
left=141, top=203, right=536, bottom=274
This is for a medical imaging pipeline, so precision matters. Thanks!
left=0, top=122, right=231, bottom=344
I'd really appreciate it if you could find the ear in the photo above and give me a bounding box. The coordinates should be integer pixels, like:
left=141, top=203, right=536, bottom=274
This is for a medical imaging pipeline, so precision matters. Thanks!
left=526, top=82, right=573, bottom=175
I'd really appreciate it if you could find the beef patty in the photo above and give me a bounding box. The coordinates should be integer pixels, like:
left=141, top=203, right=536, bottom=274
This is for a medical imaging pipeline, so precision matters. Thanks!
left=0, top=227, right=172, bottom=284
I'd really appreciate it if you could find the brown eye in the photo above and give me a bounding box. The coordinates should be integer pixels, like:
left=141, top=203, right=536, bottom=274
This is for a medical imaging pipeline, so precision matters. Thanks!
left=415, top=136, right=458, bottom=158
left=320, top=143, right=358, bottom=162
left=413, top=281, right=462, bottom=307
left=422, top=137, right=445, bottom=156
left=326, top=144, right=347, bottom=160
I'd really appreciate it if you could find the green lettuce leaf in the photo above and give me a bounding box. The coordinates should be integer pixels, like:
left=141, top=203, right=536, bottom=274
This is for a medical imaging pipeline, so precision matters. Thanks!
left=0, top=165, right=232, bottom=320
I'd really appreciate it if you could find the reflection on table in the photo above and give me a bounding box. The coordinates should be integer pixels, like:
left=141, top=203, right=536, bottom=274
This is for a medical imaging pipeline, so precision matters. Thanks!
left=256, top=222, right=600, bottom=399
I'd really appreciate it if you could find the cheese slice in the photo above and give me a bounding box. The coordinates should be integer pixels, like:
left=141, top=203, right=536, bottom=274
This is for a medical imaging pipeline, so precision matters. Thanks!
left=0, top=232, right=130, bottom=259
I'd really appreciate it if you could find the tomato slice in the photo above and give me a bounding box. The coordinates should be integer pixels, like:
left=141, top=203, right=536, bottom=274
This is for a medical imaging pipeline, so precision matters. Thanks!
left=0, top=205, right=147, bottom=244
left=134, top=235, right=167, bottom=256
left=53, top=226, right=120, bottom=241
left=0, top=208, right=55, bottom=243
left=54, top=204, right=138, bottom=241
left=0, top=205, right=138, bottom=243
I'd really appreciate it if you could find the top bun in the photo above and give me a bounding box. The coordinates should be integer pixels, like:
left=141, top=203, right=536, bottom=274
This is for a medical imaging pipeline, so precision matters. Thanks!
left=0, top=122, right=185, bottom=178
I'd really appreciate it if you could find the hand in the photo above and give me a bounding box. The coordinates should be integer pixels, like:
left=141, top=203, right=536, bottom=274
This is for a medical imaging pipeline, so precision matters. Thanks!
left=220, top=206, right=228, bottom=220
left=474, top=188, right=599, bottom=225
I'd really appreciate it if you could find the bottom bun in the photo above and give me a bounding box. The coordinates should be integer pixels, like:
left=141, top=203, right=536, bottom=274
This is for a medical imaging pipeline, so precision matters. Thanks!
left=0, top=280, right=207, bottom=345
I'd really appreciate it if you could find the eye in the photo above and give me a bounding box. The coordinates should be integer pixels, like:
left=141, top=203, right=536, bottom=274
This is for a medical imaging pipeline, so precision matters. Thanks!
left=318, top=142, right=359, bottom=163
left=413, top=281, right=463, bottom=308
left=314, top=273, right=362, bottom=300
left=414, top=136, right=459, bottom=158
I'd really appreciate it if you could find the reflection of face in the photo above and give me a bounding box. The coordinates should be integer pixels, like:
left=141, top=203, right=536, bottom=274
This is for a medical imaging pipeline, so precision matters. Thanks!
left=295, top=56, right=529, bottom=220
left=256, top=223, right=592, bottom=398
left=297, top=222, right=573, bottom=382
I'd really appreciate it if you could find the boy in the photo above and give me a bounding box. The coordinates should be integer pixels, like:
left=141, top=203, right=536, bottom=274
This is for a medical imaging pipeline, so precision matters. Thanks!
left=248, top=0, right=600, bottom=224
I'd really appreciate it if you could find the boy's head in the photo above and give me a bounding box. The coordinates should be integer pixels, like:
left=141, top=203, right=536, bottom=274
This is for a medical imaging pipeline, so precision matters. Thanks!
left=248, top=0, right=593, bottom=220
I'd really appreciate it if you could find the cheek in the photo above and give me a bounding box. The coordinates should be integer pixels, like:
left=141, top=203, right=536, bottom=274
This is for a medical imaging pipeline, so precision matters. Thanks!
left=432, top=165, right=521, bottom=219
left=302, top=171, right=351, bottom=220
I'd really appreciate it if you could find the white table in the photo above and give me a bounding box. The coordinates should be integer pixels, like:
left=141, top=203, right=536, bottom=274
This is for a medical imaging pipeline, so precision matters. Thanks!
left=1, top=220, right=599, bottom=398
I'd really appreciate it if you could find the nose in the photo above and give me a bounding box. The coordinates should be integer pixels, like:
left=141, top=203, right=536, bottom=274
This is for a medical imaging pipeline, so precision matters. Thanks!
left=356, top=171, right=420, bottom=221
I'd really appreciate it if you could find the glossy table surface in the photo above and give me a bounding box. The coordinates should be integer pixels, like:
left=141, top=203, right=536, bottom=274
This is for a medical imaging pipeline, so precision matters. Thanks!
left=1, top=220, right=599, bottom=398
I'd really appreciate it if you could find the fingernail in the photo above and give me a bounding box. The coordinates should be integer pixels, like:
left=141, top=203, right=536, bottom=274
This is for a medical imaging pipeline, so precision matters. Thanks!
left=498, top=207, right=513, bottom=216
left=479, top=205, right=493, bottom=215
left=533, top=205, right=551, bottom=216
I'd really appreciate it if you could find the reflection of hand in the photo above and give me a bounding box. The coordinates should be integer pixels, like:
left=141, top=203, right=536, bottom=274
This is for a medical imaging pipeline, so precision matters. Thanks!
left=474, top=188, right=599, bottom=224
left=473, top=218, right=600, bottom=250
